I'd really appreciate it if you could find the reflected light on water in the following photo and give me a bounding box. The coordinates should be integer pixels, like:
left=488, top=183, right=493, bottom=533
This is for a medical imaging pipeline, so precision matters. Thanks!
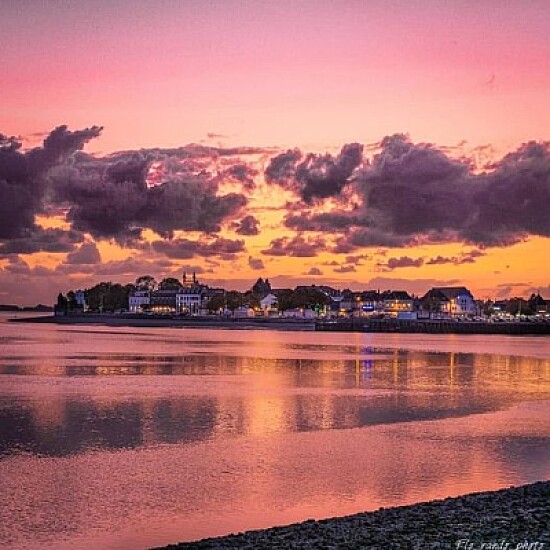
left=0, top=317, right=549, bottom=549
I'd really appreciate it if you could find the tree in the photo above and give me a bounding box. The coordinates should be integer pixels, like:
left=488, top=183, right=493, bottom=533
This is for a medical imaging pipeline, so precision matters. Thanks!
left=206, top=293, right=225, bottom=313
left=276, top=289, right=295, bottom=311
left=291, top=287, right=330, bottom=309
left=135, top=275, right=157, bottom=291
left=225, top=291, right=243, bottom=311
left=158, top=277, right=183, bottom=290
left=252, top=277, right=271, bottom=297
left=505, top=298, right=534, bottom=316
left=66, top=290, right=79, bottom=310
left=482, top=299, right=494, bottom=316
left=243, top=291, right=261, bottom=309
left=86, top=282, right=132, bottom=312
left=56, top=292, right=68, bottom=311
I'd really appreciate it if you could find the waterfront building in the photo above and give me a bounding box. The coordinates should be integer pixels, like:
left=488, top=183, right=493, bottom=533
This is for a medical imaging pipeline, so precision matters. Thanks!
left=149, top=289, right=178, bottom=314
left=528, top=293, right=549, bottom=316
left=380, top=290, right=414, bottom=316
left=260, top=293, right=279, bottom=314
left=422, top=287, right=476, bottom=317
left=129, top=290, right=150, bottom=313
left=74, top=290, right=88, bottom=311
left=360, top=291, right=381, bottom=315
left=176, top=272, right=212, bottom=315
left=176, top=286, right=206, bottom=315
left=281, top=308, right=316, bottom=319
left=233, top=306, right=255, bottom=318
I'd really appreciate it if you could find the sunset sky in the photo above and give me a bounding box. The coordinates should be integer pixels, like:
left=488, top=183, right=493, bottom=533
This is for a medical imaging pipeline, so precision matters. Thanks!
left=1, top=0, right=549, bottom=305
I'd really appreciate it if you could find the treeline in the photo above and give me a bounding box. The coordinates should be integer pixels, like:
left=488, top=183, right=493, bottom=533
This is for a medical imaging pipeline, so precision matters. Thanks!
left=0, top=304, right=53, bottom=312
left=57, top=282, right=135, bottom=313
left=56, top=275, right=333, bottom=313
left=204, top=287, right=330, bottom=312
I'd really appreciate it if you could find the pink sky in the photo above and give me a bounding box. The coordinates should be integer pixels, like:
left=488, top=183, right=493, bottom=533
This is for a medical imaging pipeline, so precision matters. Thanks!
left=2, top=1, right=550, bottom=153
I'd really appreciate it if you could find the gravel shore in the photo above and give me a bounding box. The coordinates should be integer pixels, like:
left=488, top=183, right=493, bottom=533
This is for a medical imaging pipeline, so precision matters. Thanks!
left=155, top=481, right=550, bottom=549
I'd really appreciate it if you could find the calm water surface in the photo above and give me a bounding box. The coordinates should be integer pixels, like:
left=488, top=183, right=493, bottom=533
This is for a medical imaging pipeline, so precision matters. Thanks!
left=1, top=314, right=549, bottom=549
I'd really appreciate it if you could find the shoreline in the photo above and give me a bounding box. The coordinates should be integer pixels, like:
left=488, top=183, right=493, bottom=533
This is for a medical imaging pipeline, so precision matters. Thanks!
left=9, top=314, right=550, bottom=335
left=154, top=481, right=550, bottom=549
left=7, top=314, right=317, bottom=331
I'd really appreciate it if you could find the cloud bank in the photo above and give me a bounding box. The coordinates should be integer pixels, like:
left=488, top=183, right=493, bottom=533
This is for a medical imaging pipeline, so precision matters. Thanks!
left=279, top=134, right=550, bottom=251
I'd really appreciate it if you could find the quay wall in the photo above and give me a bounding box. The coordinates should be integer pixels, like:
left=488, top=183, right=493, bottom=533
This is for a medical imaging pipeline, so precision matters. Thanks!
left=315, top=318, right=550, bottom=335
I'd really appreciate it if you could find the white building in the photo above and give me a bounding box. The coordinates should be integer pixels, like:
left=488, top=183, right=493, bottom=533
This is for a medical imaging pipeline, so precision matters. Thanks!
left=233, top=306, right=255, bottom=318
left=260, top=293, right=278, bottom=313
left=176, top=287, right=205, bottom=315
left=422, top=287, right=476, bottom=317
left=129, top=290, right=150, bottom=313
left=74, top=290, right=88, bottom=311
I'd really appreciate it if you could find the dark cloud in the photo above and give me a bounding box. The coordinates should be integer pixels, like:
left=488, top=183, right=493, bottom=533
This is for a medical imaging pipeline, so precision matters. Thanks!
left=261, top=235, right=325, bottom=257
left=365, top=277, right=461, bottom=295
left=339, top=228, right=414, bottom=249
left=65, top=242, right=101, bottom=265
left=381, top=256, right=424, bottom=270
left=52, top=154, right=248, bottom=241
left=206, top=132, right=229, bottom=140
left=0, top=126, right=101, bottom=240
left=1, top=127, right=270, bottom=251
left=248, top=256, right=265, bottom=270
left=304, top=267, right=323, bottom=276
left=277, top=135, right=550, bottom=250
left=344, top=254, right=369, bottom=265
left=426, top=250, right=485, bottom=265
left=333, top=265, right=357, bottom=273
left=151, top=236, right=245, bottom=259
left=232, top=214, right=260, bottom=236
left=141, top=179, right=247, bottom=238
left=265, top=144, right=363, bottom=203
left=223, top=163, right=258, bottom=191
left=264, top=148, right=302, bottom=185
left=53, top=163, right=149, bottom=242
left=426, top=255, right=456, bottom=265
left=0, top=227, right=83, bottom=256
left=465, top=141, right=550, bottom=246
left=285, top=211, right=361, bottom=232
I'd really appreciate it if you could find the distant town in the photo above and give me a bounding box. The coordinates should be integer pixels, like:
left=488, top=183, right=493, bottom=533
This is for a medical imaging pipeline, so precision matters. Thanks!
left=54, top=272, right=549, bottom=321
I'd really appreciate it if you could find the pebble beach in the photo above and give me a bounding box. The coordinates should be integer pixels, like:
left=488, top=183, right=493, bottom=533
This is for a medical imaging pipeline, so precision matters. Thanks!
left=156, top=481, right=550, bottom=549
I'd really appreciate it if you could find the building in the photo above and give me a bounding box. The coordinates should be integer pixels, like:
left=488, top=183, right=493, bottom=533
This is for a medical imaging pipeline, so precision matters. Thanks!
left=281, top=308, right=316, bottom=319
left=360, top=291, right=380, bottom=315
left=421, top=286, right=476, bottom=317
left=233, top=306, right=255, bottom=318
left=528, top=293, right=549, bottom=316
left=176, top=286, right=206, bottom=315
left=149, top=289, right=177, bottom=314
left=380, top=290, right=414, bottom=316
left=260, top=292, right=279, bottom=314
left=177, top=272, right=213, bottom=315
left=129, top=290, right=150, bottom=313
left=74, top=290, right=88, bottom=311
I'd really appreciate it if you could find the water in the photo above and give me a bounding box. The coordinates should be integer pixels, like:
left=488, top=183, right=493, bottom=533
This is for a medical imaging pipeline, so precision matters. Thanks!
left=1, top=313, right=549, bottom=549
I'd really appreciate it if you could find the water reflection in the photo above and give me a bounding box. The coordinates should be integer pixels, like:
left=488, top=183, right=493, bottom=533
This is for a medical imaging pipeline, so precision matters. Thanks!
left=0, top=319, right=549, bottom=549
left=0, top=349, right=548, bottom=458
